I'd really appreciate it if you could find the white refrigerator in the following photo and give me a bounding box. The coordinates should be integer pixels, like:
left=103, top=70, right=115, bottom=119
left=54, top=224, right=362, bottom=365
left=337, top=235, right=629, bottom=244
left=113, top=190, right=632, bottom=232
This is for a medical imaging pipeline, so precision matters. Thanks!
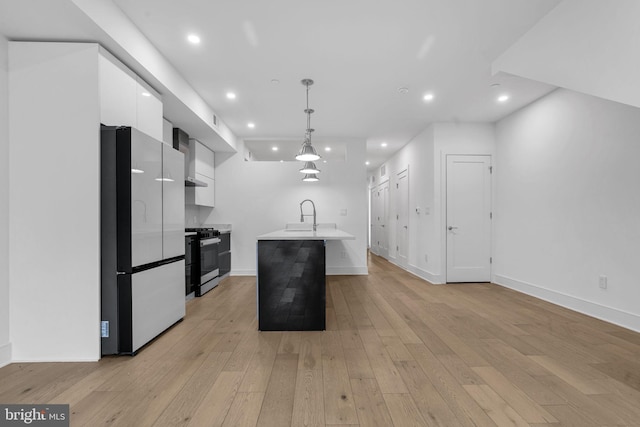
left=101, top=126, right=185, bottom=355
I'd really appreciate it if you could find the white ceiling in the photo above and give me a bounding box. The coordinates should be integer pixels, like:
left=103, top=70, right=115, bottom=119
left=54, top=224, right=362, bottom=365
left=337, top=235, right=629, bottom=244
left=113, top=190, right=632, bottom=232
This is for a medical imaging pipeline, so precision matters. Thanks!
left=1, top=0, right=560, bottom=169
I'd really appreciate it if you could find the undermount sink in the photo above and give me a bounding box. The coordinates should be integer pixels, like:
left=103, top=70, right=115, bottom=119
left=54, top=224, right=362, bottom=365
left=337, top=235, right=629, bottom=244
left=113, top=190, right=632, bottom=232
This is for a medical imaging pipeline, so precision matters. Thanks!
left=285, top=223, right=337, bottom=231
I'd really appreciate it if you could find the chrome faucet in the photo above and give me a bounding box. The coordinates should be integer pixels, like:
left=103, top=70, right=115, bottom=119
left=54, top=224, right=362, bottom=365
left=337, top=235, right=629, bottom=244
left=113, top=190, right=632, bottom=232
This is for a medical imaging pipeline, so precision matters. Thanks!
left=299, top=199, right=317, bottom=231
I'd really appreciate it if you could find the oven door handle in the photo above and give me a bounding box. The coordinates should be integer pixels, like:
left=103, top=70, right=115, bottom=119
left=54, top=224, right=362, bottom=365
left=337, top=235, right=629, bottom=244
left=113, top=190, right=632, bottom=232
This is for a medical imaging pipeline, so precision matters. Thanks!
left=200, top=238, right=221, bottom=247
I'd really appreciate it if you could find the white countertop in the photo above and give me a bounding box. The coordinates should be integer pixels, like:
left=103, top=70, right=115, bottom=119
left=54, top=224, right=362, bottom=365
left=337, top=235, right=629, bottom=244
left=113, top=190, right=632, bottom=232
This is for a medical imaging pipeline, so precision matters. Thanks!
left=202, top=223, right=232, bottom=233
left=257, top=228, right=355, bottom=241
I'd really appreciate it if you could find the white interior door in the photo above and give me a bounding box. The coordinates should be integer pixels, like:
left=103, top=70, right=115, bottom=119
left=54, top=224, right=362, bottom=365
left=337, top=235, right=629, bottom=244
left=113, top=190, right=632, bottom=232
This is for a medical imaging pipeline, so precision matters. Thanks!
left=379, top=181, right=390, bottom=258
left=446, top=155, right=492, bottom=282
left=370, top=187, right=377, bottom=252
left=396, top=169, right=409, bottom=268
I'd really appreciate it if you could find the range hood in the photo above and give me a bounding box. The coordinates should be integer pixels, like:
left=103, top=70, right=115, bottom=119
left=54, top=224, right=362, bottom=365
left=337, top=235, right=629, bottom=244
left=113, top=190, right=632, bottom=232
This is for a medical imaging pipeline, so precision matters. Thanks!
left=185, top=176, right=208, bottom=187
left=173, top=127, right=208, bottom=188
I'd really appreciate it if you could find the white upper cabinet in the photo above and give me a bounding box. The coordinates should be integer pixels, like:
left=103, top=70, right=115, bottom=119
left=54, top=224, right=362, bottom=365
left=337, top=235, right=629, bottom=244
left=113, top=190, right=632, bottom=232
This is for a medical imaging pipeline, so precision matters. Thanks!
left=136, top=78, right=163, bottom=141
left=98, top=50, right=163, bottom=141
left=186, top=139, right=215, bottom=207
left=192, top=173, right=215, bottom=207
left=193, top=140, right=215, bottom=179
left=99, top=54, right=136, bottom=128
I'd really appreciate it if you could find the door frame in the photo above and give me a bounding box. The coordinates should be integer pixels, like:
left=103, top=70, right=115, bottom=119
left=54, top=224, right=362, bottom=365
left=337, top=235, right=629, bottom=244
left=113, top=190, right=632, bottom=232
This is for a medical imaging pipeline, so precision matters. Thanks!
left=395, top=167, right=409, bottom=269
left=378, top=179, right=390, bottom=258
left=439, top=151, right=494, bottom=284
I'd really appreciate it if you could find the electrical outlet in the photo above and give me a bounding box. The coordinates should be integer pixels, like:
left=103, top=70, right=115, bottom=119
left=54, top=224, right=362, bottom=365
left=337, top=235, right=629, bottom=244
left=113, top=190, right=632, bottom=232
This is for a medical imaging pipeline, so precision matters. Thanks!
left=424, top=254, right=428, bottom=263
left=599, top=275, right=608, bottom=289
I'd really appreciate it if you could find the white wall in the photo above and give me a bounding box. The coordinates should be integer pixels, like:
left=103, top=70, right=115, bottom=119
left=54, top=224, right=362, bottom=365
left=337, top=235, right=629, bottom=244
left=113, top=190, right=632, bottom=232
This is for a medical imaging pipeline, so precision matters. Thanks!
left=371, top=125, right=435, bottom=279
left=0, top=35, right=10, bottom=367
left=9, top=42, right=101, bottom=361
left=196, top=139, right=368, bottom=275
left=494, top=88, right=640, bottom=332
left=372, top=122, right=495, bottom=284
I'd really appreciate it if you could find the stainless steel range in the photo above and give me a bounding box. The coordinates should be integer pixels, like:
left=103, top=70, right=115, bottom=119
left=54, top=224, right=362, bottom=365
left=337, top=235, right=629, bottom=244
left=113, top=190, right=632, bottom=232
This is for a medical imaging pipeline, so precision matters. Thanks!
left=186, top=228, right=221, bottom=296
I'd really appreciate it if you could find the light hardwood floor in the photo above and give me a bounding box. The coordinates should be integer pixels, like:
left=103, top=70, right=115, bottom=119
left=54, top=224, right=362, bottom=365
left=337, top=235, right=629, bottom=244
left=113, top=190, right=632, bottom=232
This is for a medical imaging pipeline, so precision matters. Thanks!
left=2, top=253, right=640, bottom=426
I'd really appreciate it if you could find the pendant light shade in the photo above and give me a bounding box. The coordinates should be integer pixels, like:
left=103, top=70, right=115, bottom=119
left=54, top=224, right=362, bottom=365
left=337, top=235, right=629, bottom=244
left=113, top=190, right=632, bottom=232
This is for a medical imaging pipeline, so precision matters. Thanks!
left=295, top=143, right=320, bottom=162
left=299, top=161, right=320, bottom=174
left=302, top=173, right=319, bottom=182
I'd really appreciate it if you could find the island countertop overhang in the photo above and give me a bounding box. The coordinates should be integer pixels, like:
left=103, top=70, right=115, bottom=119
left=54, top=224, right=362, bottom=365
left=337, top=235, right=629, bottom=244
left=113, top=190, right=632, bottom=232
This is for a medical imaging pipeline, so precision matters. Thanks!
left=256, top=229, right=355, bottom=240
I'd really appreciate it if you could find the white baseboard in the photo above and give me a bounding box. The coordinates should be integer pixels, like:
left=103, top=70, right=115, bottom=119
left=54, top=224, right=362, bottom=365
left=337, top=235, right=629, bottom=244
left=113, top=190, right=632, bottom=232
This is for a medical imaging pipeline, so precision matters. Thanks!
left=384, top=257, right=443, bottom=285
left=10, top=357, right=99, bottom=363
left=385, top=257, right=444, bottom=285
left=326, top=266, right=368, bottom=275
left=406, top=263, right=443, bottom=284
left=494, top=274, right=640, bottom=333
left=0, top=342, right=11, bottom=368
left=230, top=269, right=256, bottom=276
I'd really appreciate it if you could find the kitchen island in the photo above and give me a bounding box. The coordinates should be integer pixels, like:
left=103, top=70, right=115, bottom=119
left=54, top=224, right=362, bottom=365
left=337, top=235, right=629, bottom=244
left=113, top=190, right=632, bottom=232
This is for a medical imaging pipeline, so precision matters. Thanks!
left=256, top=226, right=355, bottom=331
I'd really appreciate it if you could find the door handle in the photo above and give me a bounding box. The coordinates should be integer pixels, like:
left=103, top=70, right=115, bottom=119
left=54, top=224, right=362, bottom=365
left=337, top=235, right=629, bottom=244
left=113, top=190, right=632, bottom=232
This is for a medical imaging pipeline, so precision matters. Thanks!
left=200, top=238, right=221, bottom=247
left=447, top=226, right=458, bottom=231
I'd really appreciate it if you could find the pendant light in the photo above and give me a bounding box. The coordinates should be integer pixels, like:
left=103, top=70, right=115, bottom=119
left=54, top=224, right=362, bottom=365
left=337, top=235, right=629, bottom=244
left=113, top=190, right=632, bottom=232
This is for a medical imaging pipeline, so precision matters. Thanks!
left=299, top=161, right=320, bottom=174
left=302, top=173, right=319, bottom=182
left=295, top=79, right=321, bottom=163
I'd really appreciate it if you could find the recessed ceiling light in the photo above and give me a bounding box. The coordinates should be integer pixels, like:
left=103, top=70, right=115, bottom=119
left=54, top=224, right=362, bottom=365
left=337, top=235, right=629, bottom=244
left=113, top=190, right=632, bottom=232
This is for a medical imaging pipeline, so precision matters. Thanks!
left=324, top=147, right=331, bottom=152
left=381, top=142, right=388, bottom=147
left=498, top=94, right=510, bottom=102
left=247, top=122, right=255, bottom=129
left=272, top=146, right=278, bottom=151
left=280, top=160, right=284, bottom=163
left=423, top=93, right=434, bottom=101
left=397, top=87, right=409, bottom=94
left=271, top=79, right=280, bottom=84
left=365, top=161, right=370, bottom=166
left=141, top=92, right=151, bottom=97
left=226, top=92, right=236, bottom=100
left=187, top=34, right=201, bottom=44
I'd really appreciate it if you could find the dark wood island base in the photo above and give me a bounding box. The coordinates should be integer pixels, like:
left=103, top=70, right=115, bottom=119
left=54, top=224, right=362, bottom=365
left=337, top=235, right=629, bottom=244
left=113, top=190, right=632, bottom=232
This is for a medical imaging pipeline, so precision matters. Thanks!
left=257, top=240, right=326, bottom=331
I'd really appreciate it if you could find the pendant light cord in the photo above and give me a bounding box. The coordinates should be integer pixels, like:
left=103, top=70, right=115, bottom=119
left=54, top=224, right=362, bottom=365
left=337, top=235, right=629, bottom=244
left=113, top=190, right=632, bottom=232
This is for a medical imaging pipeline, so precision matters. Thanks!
left=306, top=83, right=311, bottom=142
